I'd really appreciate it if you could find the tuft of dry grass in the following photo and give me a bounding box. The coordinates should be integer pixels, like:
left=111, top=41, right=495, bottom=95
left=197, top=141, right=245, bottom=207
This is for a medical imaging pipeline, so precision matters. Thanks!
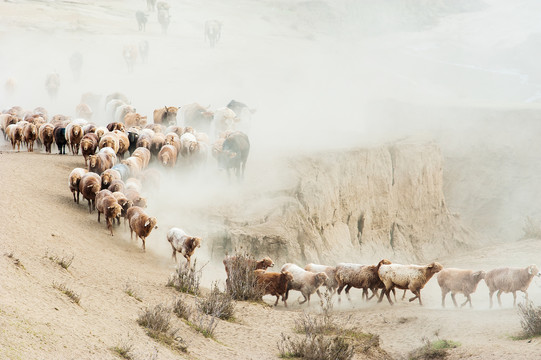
left=166, top=259, right=203, bottom=296
left=172, top=296, right=191, bottom=321
left=137, top=304, right=187, bottom=353
left=196, top=282, right=236, bottom=321
left=408, top=337, right=460, bottom=360
left=46, top=250, right=74, bottom=270
left=4, top=252, right=24, bottom=269
left=52, top=282, right=81, bottom=305
left=224, top=252, right=265, bottom=301
left=123, top=283, right=142, bottom=302
left=111, top=338, right=134, bottom=360
left=516, top=300, right=541, bottom=339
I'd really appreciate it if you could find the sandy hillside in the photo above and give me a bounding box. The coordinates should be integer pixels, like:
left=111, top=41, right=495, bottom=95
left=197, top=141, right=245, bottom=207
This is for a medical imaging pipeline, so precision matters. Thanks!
left=3, top=1, right=541, bottom=360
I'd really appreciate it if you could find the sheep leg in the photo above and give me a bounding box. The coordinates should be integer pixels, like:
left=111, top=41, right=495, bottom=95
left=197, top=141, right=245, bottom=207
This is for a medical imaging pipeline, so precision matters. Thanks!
left=460, top=294, right=471, bottom=308
left=489, top=290, right=495, bottom=309
left=368, top=288, right=378, bottom=301
left=497, top=290, right=503, bottom=307
left=282, top=295, right=288, bottom=308
left=98, top=210, right=101, bottom=223
left=72, top=191, right=76, bottom=203
left=401, top=289, right=407, bottom=300
left=450, top=292, right=458, bottom=307
left=87, top=199, right=92, bottom=213
left=316, top=288, right=323, bottom=300
left=512, top=291, right=517, bottom=307
left=274, top=295, right=279, bottom=306
left=299, top=294, right=308, bottom=305
left=409, top=289, right=422, bottom=305
left=441, top=289, right=449, bottom=307
left=107, top=217, right=114, bottom=236
left=130, top=227, right=134, bottom=241
left=344, top=285, right=353, bottom=301
left=141, top=237, right=146, bottom=251
left=171, top=247, right=177, bottom=262
left=76, top=190, right=80, bottom=204
left=524, top=290, right=529, bottom=302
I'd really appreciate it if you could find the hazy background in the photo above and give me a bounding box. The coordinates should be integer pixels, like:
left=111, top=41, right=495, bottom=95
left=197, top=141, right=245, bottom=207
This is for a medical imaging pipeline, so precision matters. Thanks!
left=2, top=0, right=541, bottom=260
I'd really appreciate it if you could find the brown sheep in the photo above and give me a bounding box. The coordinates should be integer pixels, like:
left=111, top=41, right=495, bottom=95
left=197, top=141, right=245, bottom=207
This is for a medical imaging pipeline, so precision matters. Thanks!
left=39, top=123, right=55, bottom=154
left=166, top=228, right=202, bottom=266
left=6, top=124, right=23, bottom=151
left=335, top=259, right=392, bottom=302
left=164, top=132, right=181, bottom=152
left=255, top=270, right=294, bottom=307
left=96, top=190, right=123, bottom=236
left=1, top=114, right=17, bottom=139
left=65, top=122, right=84, bottom=155
left=378, top=262, right=443, bottom=306
left=127, top=206, right=157, bottom=251
left=68, top=168, right=88, bottom=203
left=80, top=133, right=99, bottom=166
left=223, top=255, right=274, bottom=280
left=121, top=156, right=144, bottom=176
left=79, top=172, right=101, bottom=213
left=124, top=112, right=147, bottom=128
left=99, top=132, right=119, bottom=153
left=485, top=265, right=540, bottom=308
left=153, top=106, right=178, bottom=126
left=100, top=169, right=121, bottom=189
left=23, top=123, right=38, bottom=152
left=145, top=123, right=164, bottom=134
left=88, top=153, right=114, bottom=175
left=82, top=124, right=96, bottom=135
left=108, top=179, right=126, bottom=193
left=136, top=133, right=151, bottom=150
left=112, top=191, right=132, bottom=226
left=150, top=133, right=166, bottom=158
left=106, top=122, right=126, bottom=132
left=131, top=147, right=151, bottom=168
left=437, top=268, right=486, bottom=308
left=281, top=263, right=328, bottom=305
left=158, top=144, right=177, bottom=167
left=125, top=188, right=147, bottom=208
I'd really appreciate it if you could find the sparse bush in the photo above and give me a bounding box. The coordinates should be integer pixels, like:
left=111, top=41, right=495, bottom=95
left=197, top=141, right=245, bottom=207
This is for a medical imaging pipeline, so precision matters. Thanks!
left=52, top=282, right=81, bottom=305
left=166, top=259, right=203, bottom=295
left=137, top=304, right=171, bottom=333
left=196, top=282, right=235, bottom=320
left=46, top=250, right=74, bottom=270
left=190, top=312, right=219, bottom=339
left=408, top=337, right=460, bottom=360
left=225, top=252, right=265, bottom=301
left=278, top=332, right=354, bottom=360
left=111, top=338, right=134, bottom=360
left=517, top=300, right=541, bottom=338
left=522, top=216, right=541, bottom=239
left=124, top=283, right=142, bottom=302
left=172, top=297, right=191, bottom=321
left=137, top=304, right=187, bottom=353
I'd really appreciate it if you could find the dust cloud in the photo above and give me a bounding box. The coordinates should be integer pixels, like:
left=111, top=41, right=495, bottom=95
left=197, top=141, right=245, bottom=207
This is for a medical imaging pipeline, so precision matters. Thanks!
left=2, top=0, right=541, bottom=277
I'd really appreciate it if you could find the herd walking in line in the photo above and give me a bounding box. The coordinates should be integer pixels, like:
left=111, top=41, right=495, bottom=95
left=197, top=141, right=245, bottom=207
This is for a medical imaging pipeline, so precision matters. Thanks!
left=1, top=90, right=539, bottom=310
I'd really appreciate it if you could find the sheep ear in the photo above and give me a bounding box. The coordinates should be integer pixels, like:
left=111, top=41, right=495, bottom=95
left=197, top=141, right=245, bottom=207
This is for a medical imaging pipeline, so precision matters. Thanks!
left=528, top=266, right=533, bottom=275
left=145, top=219, right=150, bottom=227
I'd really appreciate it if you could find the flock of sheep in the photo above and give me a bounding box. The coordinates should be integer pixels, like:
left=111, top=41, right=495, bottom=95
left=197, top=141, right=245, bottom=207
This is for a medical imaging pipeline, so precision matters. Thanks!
left=225, top=256, right=541, bottom=309
left=1, top=94, right=539, bottom=311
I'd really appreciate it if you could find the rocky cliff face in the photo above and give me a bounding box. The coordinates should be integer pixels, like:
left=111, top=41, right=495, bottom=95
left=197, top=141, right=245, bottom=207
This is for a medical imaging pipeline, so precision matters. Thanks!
left=210, top=140, right=473, bottom=265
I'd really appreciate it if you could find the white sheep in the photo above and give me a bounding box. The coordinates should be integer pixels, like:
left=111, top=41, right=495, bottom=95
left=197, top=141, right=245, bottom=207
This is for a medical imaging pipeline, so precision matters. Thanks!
left=485, top=265, right=540, bottom=308
left=281, top=263, right=328, bottom=305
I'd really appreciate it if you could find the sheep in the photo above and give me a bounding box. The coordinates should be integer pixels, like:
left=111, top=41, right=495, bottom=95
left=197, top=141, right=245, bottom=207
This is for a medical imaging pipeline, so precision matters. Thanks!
left=304, top=263, right=339, bottom=295
left=65, top=121, right=84, bottom=155
left=114, top=105, right=135, bottom=124
left=99, top=132, right=119, bottom=154
left=127, top=206, right=157, bottom=251
left=53, top=125, right=67, bottom=154
left=149, top=133, right=166, bottom=158
left=153, top=106, right=178, bottom=126
left=6, top=124, right=23, bottom=151
left=23, top=123, right=37, bottom=152
left=80, top=133, right=99, bottom=166
left=281, top=263, right=328, bottom=305
left=39, top=123, right=55, bottom=154
left=106, top=122, right=126, bottom=133
left=145, top=123, right=163, bottom=134
left=124, top=112, right=147, bottom=128
left=68, top=168, right=88, bottom=203
left=166, top=228, right=202, bottom=266
left=121, top=156, right=143, bottom=176
left=112, top=163, right=131, bottom=181
left=378, top=262, right=443, bottom=306
left=108, top=179, right=126, bottom=193
left=335, top=259, right=392, bottom=302
left=88, top=152, right=114, bottom=175
left=113, top=130, right=130, bottom=159
left=131, top=147, right=151, bottom=168
left=437, top=268, right=486, bottom=308
left=79, top=172, right=101, bottom=213
left=165, top=125, right=183, bottom=138
left=255, top=270, right=294, bottom=307
left=125, top=188, right=147, bottom=208
left=100, top=169, right=121, bottom=189
left=164, top=132, right=181, bottom=152
left=95, top=190, right=123, bottom=236
left=1, top=114, right=17, bottom=139
left=95, top=126, right=109, bottom=140
left=223, top=255, right=274, bottom=279
left=485, top=265, right=540, bottom=308
left=112, top=191, right=132, bottom=226
left=158, top=144, right=177, bottom=167
left=136, top=132, right=152, bottom=150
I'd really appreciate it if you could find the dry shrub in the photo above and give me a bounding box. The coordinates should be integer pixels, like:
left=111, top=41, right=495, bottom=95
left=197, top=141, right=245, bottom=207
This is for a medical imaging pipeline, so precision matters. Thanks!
left=172, top=297, right=191, bottom=321
left=46, top=250, right=74, bottom=270
left=408, top=337, right=460, bottom=360
left=52, top=282, right=81, bottom=305
left=111, top=338, right=134, bottom=360
left=517, top=300, right=541, bottom=338
left=190, top=312, right=219, bottom=339
left=278, top=332, right=354, bottom=360
left=224, top=252, right=264, bottom=301
left=124, top=282, right=142, bottom=302
left=166, top=259, right=203, bottom=295
left=196, top=282, right=235, bottom=320
left=137, top=304, right=187, bottom=353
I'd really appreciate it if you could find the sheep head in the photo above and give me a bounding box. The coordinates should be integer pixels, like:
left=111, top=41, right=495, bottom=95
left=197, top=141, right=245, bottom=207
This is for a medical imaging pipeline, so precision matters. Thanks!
left=427, top=262, right=444, bottom=274
left=281, top=270, right=293, bottom=283
left=315, top=272, right=328, bottom=287
left=528, top=265, right=540, bottom=277
left=257, top=257, right=274, bottom=270
left=144, top=217, right=158, bottom=231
